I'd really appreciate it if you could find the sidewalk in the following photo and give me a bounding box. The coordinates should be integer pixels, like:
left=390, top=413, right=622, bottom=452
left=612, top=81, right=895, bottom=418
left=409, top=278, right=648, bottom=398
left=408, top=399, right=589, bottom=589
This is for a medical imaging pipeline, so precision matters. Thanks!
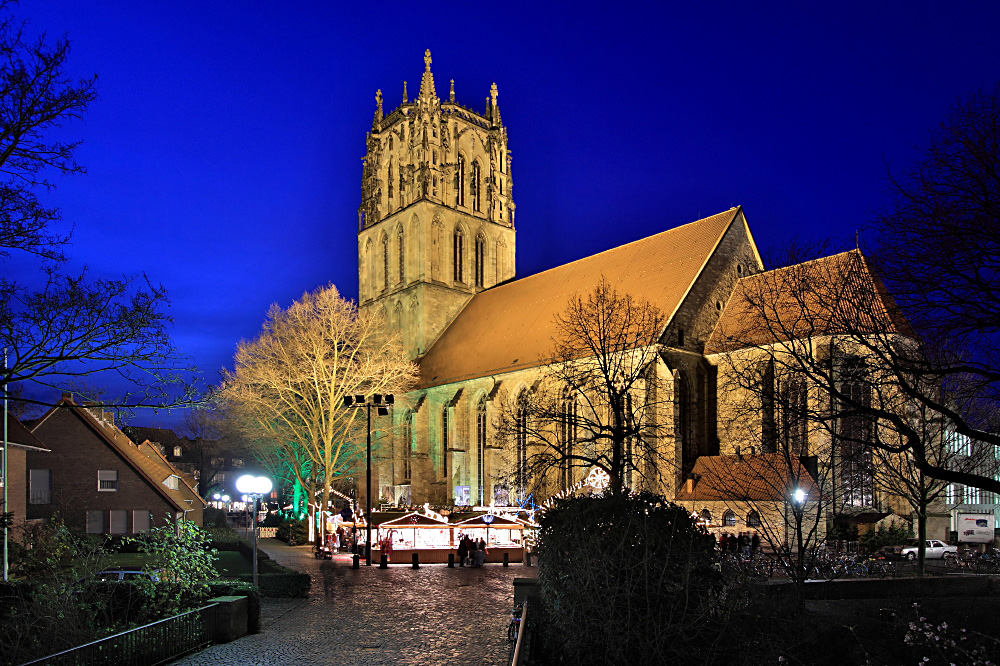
left=171, top=538, right=524, bottom=665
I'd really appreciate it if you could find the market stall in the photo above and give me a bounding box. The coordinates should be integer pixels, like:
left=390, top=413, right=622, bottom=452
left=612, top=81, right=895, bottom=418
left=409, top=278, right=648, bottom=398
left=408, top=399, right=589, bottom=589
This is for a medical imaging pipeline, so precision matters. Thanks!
left=452, top=513, right=525, bottom=563
left=374, top=511, right=455, bottom=564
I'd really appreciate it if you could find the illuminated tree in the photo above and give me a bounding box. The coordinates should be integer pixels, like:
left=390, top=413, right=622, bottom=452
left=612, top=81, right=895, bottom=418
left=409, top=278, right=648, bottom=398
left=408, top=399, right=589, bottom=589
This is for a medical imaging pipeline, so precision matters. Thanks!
left=220, top=284, right=417, bottom=518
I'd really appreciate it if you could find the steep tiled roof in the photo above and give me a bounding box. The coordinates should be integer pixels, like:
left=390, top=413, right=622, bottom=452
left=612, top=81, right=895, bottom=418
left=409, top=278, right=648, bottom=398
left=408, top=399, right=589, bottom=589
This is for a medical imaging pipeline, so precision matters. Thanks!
left=705, top=250, right=914, bottom=354
left=32, top=397, right=206, bottom=511
left=674, top=454, right=818, bottom=502
left=418, top=207, right=746, bottom=388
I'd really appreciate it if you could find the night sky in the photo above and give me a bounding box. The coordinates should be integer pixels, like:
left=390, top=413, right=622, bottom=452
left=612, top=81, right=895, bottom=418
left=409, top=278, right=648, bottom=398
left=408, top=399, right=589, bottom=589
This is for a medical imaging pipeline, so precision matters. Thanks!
left=12, top=1, right=1000, bottom=427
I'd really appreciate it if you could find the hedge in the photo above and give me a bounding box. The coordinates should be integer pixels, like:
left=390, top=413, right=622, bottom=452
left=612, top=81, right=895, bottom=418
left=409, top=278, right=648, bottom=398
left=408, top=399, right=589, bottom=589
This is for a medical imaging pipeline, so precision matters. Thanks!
left=205, top=581, right=262, bottom=633
left=233, top=571, right=311, bottom=598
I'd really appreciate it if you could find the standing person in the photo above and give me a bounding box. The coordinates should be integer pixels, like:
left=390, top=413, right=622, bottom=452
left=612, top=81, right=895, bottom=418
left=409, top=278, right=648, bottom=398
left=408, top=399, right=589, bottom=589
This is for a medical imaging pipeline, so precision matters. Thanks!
left=457, top=534, right=468, bottom=567
left=472, top=542, right=486, bottom=567
left=751, top=532, right=760, bottom=557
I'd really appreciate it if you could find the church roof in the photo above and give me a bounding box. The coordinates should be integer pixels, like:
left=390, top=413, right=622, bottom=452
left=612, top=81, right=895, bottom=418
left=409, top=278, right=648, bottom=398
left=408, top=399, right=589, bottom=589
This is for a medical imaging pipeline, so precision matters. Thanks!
left=705, top=249, right=914, bottom=354
left=673, top=454, right=818, bottom=503
left=417, top=207, right=745, bottom=388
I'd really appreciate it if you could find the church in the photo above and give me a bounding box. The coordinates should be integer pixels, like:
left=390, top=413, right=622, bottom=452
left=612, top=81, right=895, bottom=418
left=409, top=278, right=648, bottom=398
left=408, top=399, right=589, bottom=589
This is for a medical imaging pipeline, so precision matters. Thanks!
left=354, top=51, right=915, bottom=539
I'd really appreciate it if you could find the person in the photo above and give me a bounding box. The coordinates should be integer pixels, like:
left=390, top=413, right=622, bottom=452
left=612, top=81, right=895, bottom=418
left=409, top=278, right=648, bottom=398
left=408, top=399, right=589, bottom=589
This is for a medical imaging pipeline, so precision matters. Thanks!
left=472, top=542, right=486, bottom=567
left=750, top=532, right=760, bottom=556
left=457, top=535, right=468, bottom=567
left=719, top=533, right=729, bottom=553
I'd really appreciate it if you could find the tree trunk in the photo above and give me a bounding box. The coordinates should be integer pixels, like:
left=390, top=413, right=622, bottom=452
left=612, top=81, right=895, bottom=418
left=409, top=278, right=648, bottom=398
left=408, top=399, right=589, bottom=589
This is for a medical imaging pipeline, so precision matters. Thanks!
left=916, top=506, right=927, bottom=578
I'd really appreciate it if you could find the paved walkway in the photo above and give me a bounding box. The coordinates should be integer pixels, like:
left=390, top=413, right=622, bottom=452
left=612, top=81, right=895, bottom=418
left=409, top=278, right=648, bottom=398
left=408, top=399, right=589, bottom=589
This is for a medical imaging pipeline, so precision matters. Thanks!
left=171, top=539, right=526, bottom=665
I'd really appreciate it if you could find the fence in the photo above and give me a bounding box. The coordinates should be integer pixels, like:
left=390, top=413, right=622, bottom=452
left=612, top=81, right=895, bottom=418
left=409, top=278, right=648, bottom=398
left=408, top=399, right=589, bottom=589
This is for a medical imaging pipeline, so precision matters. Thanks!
left=19, top=603, right=219, bottom=666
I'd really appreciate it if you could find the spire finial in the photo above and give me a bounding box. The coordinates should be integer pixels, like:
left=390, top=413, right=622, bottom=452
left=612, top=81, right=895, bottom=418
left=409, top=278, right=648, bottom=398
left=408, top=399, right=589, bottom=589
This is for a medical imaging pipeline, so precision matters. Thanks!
left=424, top=49, right=432, bottom=71
left=402, top=81, right=408, bottom=103
left=449, top=79, right=455, bottom=103
left=418, top=49, right=437, bottom=99
left=490, top=82, right=498, bottom=107
left=374, top=89, right=383, bottom=125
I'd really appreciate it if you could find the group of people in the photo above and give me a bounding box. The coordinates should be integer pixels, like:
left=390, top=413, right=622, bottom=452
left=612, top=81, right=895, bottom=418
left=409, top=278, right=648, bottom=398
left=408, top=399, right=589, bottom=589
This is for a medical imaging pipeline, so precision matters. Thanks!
left=457, top=535, right=488, bottom=567
left=719, top=531, right=761, bottom=558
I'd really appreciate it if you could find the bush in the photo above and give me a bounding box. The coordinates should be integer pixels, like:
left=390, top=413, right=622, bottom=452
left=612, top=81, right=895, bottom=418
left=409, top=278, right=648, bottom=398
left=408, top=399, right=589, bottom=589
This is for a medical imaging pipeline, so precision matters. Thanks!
left=203, top=507, right=228, bottom=528
left=859, top=523, right=914, bottom=554
left=275, top=517, right=308, bottom=544
left=536, top=493, right=726, bottom=666
left=204, top=581, right=262, bottom=633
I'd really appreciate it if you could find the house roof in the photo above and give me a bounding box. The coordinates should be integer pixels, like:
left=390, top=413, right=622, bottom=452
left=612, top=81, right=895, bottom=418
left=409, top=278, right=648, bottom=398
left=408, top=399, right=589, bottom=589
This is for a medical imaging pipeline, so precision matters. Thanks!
left=417, top=207, right=747, bottom=388
left=378, top=511, right=449, bottom=526
left=673, top=453, right=818, bottom=503
left=705, top=250, right=914, bottom=354
left=4, top=413, right=49, bottom=451
left=32, top=397, right=206, bottom=511
left=453, top=514, right=523, bottom=527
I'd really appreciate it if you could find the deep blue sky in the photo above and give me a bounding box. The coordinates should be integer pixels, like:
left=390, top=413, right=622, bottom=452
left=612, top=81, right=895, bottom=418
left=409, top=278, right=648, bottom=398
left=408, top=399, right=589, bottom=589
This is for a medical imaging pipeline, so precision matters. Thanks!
left=13, top=1, right=1000, bottom=428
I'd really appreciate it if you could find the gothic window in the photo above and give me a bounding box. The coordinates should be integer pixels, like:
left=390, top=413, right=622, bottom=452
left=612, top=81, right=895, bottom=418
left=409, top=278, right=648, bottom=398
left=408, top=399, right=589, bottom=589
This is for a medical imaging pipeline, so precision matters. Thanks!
left=515, top=391, right=529, bottom=500
left=453, top=227, right=465, bottom=283
left=675, top=371, right=693, bottom=471
left=399, top=171, right=405, bottom=205
left=747, top=510, right=762, bottom=528
left=441, top=406, right=449, bottom=479
left=381, top=233, right=389, bottom=290
left=475, top=233, right=486, bottom=288
left=402, top=411, right=413, bottom=483
left=455, top=155, right=466, bottom=206
left=780, top=376, right=808, bottom=455
left=477, top=396, right=488, bottom=505
left=471, top=162, right=481, bottom=212
left=393, top=301, right=403, bottom=332
left=397, top=226, right=405, bottom=284
left=559, top=389, right=577, bottom=488
left=364, top=239, right=374, bottom=298
left=839, top=358, right=875, bottom=507
left=723, top=510, right=737, bottom=527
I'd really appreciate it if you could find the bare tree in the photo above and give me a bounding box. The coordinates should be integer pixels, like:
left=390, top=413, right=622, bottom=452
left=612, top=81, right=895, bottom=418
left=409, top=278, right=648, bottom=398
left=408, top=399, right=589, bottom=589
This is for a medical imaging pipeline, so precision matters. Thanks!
left=220, top=284, right=417, bottom=518
left=496, top=278, right=671, bottom=500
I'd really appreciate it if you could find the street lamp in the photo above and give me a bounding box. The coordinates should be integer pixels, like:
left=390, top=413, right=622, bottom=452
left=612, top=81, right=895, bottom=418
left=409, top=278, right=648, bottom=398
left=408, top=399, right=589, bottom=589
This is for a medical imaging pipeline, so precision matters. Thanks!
left=344, top=393, right=393, bottom=566
left=236, top=474, right=273, bottom=587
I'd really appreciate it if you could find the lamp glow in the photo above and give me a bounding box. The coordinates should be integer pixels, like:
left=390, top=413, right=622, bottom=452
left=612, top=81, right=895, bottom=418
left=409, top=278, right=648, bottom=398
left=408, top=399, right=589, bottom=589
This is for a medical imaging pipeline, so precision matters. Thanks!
left=793, top=488, right=806, bottom=503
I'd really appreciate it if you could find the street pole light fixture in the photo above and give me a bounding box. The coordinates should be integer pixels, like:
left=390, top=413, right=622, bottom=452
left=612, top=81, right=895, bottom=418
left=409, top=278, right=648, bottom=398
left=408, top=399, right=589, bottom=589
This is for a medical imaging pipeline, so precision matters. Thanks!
left=236, top=474, right=273, bottom=587
left=344, top=393, right=393, bottom=566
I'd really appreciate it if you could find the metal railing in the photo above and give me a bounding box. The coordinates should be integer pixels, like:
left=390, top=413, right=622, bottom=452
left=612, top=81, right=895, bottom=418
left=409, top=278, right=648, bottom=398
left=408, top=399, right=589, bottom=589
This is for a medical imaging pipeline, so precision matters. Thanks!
left=510, top=599, right=529, bottom=666
left=19, top=603, right=219, bottom=666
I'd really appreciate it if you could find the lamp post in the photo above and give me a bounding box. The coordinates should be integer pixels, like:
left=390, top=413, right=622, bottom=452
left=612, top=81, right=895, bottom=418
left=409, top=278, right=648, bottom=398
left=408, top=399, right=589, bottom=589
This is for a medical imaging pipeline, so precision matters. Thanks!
left=344, top=393, right=393, bottom=566
left=236, top=474, right=273, bottom=587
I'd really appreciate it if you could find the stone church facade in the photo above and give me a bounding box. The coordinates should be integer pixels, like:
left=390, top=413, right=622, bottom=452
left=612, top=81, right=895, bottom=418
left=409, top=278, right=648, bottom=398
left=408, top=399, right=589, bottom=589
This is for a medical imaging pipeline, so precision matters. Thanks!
left=356, top=53, right=914, bottom=539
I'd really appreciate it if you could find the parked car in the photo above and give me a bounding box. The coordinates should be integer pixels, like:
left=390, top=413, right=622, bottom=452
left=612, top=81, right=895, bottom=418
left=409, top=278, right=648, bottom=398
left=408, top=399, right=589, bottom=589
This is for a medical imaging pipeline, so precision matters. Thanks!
left=88, top=569, right=160, bottom=582
left=880, top=539, right=957, bottom=560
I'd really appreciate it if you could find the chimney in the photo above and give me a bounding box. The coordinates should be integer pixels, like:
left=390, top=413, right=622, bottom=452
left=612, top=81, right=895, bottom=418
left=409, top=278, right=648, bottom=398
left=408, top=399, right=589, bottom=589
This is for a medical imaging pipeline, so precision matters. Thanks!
left=685, top=477, right=694, bottom=494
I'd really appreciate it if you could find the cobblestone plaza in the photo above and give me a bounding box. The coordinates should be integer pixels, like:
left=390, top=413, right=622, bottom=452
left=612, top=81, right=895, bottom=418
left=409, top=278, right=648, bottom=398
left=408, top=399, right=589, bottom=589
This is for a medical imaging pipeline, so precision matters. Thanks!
left=171, top=539, right=523, bottom=666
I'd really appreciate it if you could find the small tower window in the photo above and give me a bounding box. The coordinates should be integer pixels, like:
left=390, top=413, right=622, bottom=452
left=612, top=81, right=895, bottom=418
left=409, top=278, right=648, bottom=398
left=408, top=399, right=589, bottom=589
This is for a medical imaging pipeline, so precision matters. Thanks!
left=453, top=227, right=465, bottom=283
left=475, top=233, right=486, bottom=288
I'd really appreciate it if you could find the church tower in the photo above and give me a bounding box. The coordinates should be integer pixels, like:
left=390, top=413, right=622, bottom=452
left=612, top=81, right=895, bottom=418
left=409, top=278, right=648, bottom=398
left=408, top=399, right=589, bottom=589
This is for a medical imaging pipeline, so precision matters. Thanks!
left=358, top=50, right=516, bottom=359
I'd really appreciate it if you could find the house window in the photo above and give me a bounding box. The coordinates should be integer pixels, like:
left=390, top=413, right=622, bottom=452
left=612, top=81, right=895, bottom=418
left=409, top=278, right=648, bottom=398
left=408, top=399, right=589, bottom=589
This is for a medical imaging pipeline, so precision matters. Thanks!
left=747, top=510, right=761, bottom=528
left=133, top=510, right=151, bottom=533
left=231, top=458, right=243, bottom=468
left=86, top=510, right=105, bottom=534
left=29, top=469, right=50, bottom=504
left=441, top=407, right=449, bottom=479
left=98, top=469, right=118, bottom=492
left=109, top=510, right=127, bottom=534
left=210, top=457, right=224, bottom=467
left=172, top=446, right=182, bottom=457
left=453, top=227, right=465, bottom=283
left=723, top=510, right=737, bottom=527
left=165, top=476, right=180, bottom=490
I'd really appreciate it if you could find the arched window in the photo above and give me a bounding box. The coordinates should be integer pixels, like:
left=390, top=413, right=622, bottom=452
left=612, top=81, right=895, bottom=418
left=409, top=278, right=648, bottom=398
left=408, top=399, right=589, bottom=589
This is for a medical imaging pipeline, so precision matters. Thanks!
left=471, top=162, right=481, bottom=212
left=364, top=239, right=374, bottom=298
left=381, top=233, right=389, bottom=290
left=476, top=396, right=488, bottom=505
left=840, top=357, right=875, bottom=507
left=453, top=227, right=465, bottom=283
left=441, top=406, right=449, bottom=479
left=402, top=411, right=412, bottom=483
left=675, top=371, right=693, bottom=471
left=388, top=162, right=394, bottom=201
left=455, top=155, right=466, bottom=206
left=559, top=389, right=577, bottom=488
left=389, top=135, right=393, bottom=150
left=397, top=226, right=405, bottom=284
left=475, top=233, right=486, bottom=288
left=746, top=510, right=761, bottom=528
left=515, top=392, right=529, bottom=499
left=393, top=301, right=403, bottom=332
left=700, top=509, right=712, bottom=525
left=723, top=510, right=737, bottom=527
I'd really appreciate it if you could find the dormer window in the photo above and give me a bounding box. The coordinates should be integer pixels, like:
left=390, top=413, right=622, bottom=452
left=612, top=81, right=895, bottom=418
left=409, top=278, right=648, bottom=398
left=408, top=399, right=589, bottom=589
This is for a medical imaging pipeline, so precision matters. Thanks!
left=165, top=475, right=180, bottom=491
left=173, top=446, right=182, bottom=457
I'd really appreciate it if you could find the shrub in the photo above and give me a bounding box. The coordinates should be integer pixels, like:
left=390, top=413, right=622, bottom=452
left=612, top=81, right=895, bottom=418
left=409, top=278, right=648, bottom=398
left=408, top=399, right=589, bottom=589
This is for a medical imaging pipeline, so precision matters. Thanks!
left=859, top=523, right=914, bottom=554
left=203, top=507, right=228, bottom=528
left=275, top=517, right=308, bottom=544
left=536, top=493, right=725, bottom=666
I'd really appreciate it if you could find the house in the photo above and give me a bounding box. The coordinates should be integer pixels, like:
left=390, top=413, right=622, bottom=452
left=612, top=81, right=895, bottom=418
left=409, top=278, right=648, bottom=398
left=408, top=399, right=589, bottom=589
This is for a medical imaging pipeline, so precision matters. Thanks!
left=2, top=413, right=49, bottom=535
left=26, top=395, right=205, bottom=534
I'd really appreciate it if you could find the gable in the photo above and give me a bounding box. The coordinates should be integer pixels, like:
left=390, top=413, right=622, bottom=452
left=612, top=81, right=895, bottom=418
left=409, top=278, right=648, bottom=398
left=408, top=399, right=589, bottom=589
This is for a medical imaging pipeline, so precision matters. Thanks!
left=417, top=207, right=745, bottom=389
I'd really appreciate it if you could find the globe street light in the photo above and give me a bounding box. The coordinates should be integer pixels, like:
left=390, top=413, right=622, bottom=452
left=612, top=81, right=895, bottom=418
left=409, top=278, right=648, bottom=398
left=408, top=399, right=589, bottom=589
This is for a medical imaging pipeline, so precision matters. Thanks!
left=344, top=393, right=393, bottom=566
left=236, top=474, right=273, bottom=587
